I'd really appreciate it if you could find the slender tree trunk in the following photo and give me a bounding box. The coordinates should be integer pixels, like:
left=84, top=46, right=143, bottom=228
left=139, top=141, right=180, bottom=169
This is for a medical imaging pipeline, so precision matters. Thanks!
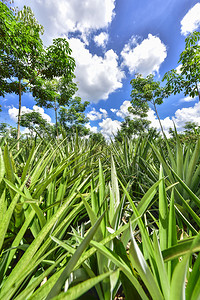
left=17, top=78, right=22, bottom=150
left=153, top=101, right=165, bottom=137
left=21, top=70, right=41, bottom=92
left=55, top=98, right=59, bottom=139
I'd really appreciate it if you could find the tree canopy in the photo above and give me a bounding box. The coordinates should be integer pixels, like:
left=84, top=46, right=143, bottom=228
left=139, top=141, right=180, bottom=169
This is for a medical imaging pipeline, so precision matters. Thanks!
left=129, top=74, right=166, bottom=136
left=20, top=111, right=55, bottom=138
left=0, top=3, right=77, bottom=146
left=59, top=97, right=89, bottom=136
left=163, top=31, right=200, bottom=101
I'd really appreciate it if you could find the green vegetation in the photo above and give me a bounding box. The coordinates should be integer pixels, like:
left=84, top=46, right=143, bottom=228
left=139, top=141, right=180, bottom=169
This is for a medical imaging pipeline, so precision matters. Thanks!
left=0, top=2, right=76, bottom=146
left=0, top=2, right=200, bottom=299
left=163, top=31, right=200, bottom=101
left=0, top=129, right=199, bottom=300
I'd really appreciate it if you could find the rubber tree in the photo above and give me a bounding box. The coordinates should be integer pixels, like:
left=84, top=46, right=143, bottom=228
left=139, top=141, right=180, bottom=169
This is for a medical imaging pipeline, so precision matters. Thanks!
left=59, top=97, right=90, bottom=137
left=0, top=3, right=76, bottom=148
left=163, top=31, right=200, bottom=102
left=32, top=76, right=78, bottom=138
left=0, top=2, right=23, bottom=97
left=0, top=4, right=44, bottom=149
left=130, top=74, right=166, bottom=137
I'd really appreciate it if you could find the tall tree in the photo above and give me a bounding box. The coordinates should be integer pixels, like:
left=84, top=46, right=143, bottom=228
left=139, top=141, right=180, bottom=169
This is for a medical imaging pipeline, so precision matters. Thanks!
left=130, top=74, right=166, bottom=136
left=32, top=77, right=77, bottom=138
left=0, top=3, right=76, bottom=148
left=59, top=97, right=89, bottom=136
left=0, top=2, right=19, bottom=96
left=163, top=31, right=200, bottom=101
left=0, top=3, right=44, bottom=147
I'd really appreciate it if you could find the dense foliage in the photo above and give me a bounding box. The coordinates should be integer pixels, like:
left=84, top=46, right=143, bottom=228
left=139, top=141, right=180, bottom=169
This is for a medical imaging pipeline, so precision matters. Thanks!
left=0, top=2, right=77, bottom=144
left=163, top=31, right=200, bottom=101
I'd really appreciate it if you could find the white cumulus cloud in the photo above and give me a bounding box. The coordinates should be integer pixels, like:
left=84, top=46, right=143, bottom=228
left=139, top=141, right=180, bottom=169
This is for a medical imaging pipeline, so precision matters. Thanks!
left=87, top=108, right=108, bottom=121
left=8, top=106, right=32, bottom=123
left=111, top=100, right=132, bottom=119
left=180, top=95, right=197, bottom=103
left=85, top=123, right=98, bottom=133
left=99, top=108, right=108, bottom=116
left=147, top=103, right=200, bottom=134
left=14, top=0, right=116, bottom=44
left=110, top=100, right=200, bottom=136
left=8, top=105, right=52, bottom=123
left=108, top=102, right=200, bottom=138
left=173, top=102, right=200, bottom=129
left=181, top=3, right=200, bottom=36
left=94, top=32, right=109, bottom=48
left=121, top=34, right=167, bottom=76
left=99, top=118, right=121, bottom=140
left=147, top=109, right=173, bottom=134
left=176, top=64, right=182, bottom=74
left=69, top=38, right=125, bottom=103
left=145, top=103, right=200, bottom=134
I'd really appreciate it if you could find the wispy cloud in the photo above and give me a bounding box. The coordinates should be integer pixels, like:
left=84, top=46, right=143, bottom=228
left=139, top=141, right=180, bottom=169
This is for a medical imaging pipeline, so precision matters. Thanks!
left=180, top=96, right=197, bottom=103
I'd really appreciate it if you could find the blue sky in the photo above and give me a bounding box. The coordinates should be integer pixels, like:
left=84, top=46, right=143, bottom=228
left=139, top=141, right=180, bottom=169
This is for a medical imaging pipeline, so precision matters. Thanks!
left=1, top=0, right=200, bottom=138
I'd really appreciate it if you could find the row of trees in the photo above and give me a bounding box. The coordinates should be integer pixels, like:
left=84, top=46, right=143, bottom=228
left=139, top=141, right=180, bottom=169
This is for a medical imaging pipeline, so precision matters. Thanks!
left=1, top=1, right=200, bottom=143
